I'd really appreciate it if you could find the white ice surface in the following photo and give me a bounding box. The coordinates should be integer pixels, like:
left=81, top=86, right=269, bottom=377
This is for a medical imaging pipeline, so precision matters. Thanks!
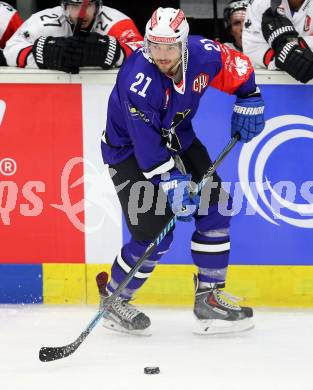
left=0, top=305, right=312, bottom=390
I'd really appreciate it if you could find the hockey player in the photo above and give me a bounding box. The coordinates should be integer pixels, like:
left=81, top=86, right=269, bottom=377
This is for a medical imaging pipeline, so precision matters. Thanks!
left=100, top=8, right=265, bottom=335
left=242, top=0, right=313, bottom=83
left=0, top=1, right=22, bottom=65
left=4, top=0, right=143, bottom=73
left=223, top=0, right=249, bottom=52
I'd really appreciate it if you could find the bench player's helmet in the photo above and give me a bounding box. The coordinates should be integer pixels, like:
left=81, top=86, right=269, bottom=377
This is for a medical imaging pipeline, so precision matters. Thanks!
left=61, top=0, right=102, bottom=23
left=61, top=0, right=102, bottom=8
left=144, top=7, right=189, bottom=94
left=223, top=0, right=248, bottom=30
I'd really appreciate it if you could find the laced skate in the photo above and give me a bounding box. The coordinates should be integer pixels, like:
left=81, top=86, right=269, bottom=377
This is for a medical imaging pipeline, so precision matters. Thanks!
left=99, top=293, right=152, bottom=336
left=193, top=275, right=254, bottom=335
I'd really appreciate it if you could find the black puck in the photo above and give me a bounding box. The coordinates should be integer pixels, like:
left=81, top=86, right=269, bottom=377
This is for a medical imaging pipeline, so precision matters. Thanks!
left=144, top=366, right=160, bottom=374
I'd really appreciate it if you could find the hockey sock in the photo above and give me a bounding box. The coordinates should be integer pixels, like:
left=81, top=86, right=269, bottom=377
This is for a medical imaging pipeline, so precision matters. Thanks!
left=108, top=233, right=173, bottom=299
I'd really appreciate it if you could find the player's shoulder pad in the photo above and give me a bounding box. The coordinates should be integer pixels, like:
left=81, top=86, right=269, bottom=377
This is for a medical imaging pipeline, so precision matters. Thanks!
left=26, top=6, right=64, bottom=26
left=188, top=35, right=222, bottom=64
left=248, top=0, right=271, bottom=14
left=0, top=2, right=17, bottom=20
left=99, top=5, right=131, bottom=23
left=18, top=6, right=65, bottom=41
left=118, top=49, right=163, bottom=109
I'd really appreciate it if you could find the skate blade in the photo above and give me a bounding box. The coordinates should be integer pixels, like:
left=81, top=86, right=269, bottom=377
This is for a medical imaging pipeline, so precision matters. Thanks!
left=102, top=319, right=152, bottom=336
left=193, top=317, right=254, bottom=335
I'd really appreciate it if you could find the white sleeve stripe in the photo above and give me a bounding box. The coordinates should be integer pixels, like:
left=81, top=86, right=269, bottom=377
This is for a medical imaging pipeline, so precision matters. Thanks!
left=191, top=241, right=230, bottom=253
left=143, top=157, right=175, bottom=179
left=116, top=253, right=151, bottom=279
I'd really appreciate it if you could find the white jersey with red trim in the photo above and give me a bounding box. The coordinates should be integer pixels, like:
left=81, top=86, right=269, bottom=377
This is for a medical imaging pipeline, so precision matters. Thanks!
left=242, top=0, right=313, bottom=69
left=0, top=1, right=22, bottom=49
left=4, top=5, right=143, bottom=68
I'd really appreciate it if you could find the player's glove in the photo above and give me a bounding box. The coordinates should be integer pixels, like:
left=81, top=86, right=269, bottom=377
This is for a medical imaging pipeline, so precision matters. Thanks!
left=261, top=8, right=313, bottom=83
left=231, top=95, right=265, bottom=143
left=161, top=172, right=200, bottom=222
left=32, top=36, right=79, bottom=74
left=67, top=32, right=123, bottom=70
left=261, top=7, right=298, bottom=49
left=0, top=49, right=6, bottom=66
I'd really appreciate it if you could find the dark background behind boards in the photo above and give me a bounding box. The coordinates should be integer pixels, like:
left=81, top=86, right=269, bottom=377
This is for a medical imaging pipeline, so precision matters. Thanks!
left=5, top=0, right=228, bottom=42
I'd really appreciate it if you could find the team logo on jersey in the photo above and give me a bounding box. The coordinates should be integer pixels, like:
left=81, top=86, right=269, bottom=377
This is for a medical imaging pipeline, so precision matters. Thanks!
left=161, top=109, right=191, bottom=152
left=120, top=29, right=136, bottom=41
left=234, top=56, right=249, bottom=77
left=304, top=15, right=311, bottom=32
left=126, top=103, right=153, bottom=125
left=225, top=55, right=250, bottom=79
left=244, top=19, right=252, bottom=29
left=192, top=73, right=209, bottom=94
left=120, top=29, right=143, bottom=51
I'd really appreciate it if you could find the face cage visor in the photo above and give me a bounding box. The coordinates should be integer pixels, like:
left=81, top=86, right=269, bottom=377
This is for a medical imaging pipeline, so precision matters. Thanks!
left=146, top=40, right=182, bottom=59
left=61, top=0, right=99, bottom=25
left=61, top=0, right=100, bottom=7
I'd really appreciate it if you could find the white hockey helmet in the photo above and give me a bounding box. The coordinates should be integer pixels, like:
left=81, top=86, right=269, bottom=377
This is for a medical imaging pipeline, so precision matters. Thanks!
left=61, top=0, right=102, bottom=7
left=223, top=0, right=249, bottom=30
left=144, top=7, right=189, bottom=94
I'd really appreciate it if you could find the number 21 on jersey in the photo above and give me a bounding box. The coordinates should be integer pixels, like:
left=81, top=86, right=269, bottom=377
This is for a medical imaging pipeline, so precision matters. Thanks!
left=200, top=39, right=221, bottom=52
left=130, top=73, right=152, bottom=98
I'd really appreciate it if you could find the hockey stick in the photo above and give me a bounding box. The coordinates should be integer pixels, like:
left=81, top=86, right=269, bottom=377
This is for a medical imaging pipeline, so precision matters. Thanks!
left=39, top=133, right=240, bottom=362
left=72, top=0, right=89, bottom=36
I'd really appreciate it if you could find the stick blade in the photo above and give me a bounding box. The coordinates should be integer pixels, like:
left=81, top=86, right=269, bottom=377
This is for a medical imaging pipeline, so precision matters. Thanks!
left=39, top=344, right=76, bottom=362
left=39, top=331, right=89, bottom=362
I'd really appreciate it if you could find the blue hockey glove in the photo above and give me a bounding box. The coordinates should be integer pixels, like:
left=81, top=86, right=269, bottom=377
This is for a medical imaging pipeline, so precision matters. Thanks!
left=161, top=173, right=200, bottom=222
left=231, top=95, right=265, bottom=143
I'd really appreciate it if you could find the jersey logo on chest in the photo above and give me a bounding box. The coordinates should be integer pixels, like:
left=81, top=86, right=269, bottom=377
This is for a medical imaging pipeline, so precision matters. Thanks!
left=161, top=109, right=191, bottom=152
left=192, top=73, right=209, bottom=94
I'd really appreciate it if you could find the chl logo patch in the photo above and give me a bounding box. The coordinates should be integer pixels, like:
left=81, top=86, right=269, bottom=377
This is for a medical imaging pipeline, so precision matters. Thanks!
left=192, top=73, right=209, bottom=94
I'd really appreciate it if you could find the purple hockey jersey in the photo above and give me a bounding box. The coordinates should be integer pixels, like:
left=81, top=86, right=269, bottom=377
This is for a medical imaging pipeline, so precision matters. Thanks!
left=101, top=35, right=257, bottom=179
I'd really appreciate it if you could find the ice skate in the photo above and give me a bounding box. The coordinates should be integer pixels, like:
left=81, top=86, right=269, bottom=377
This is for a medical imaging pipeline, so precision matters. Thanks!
left=97, top=272, right=151, bottom=336
left=100, top=294, right=152, bottom=336
left=193, top=275, right=254, bottom=335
